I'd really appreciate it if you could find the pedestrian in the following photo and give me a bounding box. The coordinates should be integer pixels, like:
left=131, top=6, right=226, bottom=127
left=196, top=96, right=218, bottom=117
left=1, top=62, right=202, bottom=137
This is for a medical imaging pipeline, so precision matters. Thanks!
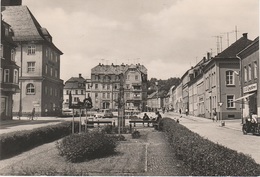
left=185, top=108, right=188, bottom=116
left=213, top=108, right=217, bottom=122
left=31, top=108, right=35, bottom=120
left=179, top=108, right=182, bottom=115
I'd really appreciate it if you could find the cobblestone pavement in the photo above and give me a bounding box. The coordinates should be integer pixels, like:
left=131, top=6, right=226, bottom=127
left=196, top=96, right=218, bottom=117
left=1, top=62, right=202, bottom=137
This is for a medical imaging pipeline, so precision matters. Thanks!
left=144, top=129, right=190, bottom=176
left=164, top=112, right=260, bottom=164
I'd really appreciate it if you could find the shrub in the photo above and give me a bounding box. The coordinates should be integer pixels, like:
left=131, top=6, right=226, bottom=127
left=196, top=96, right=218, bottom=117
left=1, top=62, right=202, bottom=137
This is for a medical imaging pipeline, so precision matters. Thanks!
left=160, top=118, right=260, bottom=176
left=0, top=121, right=73, bottom=159
left=131, top=131, right=141, bottom=139
left=56, top=131, right=117, bottom=163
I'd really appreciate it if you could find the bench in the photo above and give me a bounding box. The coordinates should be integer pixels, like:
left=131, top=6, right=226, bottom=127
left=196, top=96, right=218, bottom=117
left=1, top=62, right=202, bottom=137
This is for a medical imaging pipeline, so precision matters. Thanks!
left=85, top=120, right=113, bottom=128
left=129, top=120, right=158, bottom=127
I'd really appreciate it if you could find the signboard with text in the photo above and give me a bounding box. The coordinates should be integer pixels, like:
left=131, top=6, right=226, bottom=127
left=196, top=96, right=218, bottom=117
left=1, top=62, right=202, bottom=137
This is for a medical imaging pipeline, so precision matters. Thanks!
left=243, top=83, right=257, bottom=93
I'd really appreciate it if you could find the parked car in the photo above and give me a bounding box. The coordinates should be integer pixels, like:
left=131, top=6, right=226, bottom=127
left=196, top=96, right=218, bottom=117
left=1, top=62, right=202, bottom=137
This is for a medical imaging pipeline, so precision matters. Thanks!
left=61, top=109, right=73, bottom=117
left=94, top=109, right=113, bottom=118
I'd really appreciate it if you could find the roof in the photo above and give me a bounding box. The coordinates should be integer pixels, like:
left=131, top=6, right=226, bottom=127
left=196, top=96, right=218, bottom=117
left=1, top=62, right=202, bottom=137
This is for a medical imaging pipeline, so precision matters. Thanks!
left=2, top=6, right=63, bottom=54
left=91, top=63, right=147, bottom=75
left=64, top=77, right=86, bottom=89
left=215, top=33, right=253, bottom=58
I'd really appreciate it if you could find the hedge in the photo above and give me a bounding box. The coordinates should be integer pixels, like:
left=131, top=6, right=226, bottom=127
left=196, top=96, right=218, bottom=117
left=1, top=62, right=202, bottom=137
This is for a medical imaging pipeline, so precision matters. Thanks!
left=160, top=118, right=260, bottom=176
left=0, top=121, right=78, bottom=159
left=56, top=130, right=118, bottom=162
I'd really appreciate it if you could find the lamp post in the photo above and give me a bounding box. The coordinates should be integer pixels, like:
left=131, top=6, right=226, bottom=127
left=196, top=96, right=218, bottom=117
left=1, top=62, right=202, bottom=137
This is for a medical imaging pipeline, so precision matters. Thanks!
left=155, top=81, right=159, bottom=111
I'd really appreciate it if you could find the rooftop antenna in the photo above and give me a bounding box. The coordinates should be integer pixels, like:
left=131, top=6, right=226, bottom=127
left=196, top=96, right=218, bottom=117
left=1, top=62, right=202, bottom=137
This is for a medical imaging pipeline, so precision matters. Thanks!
left=212, top=35, right=221, bottom=54
left=232, top=26, right=239, bottom=41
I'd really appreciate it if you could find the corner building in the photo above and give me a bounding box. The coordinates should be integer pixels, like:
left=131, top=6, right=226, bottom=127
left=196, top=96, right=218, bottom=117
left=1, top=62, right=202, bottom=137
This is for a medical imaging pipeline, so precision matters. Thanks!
left=2, top=5, right=63, bottom=116
left=91, top=63, right=148, bottom=111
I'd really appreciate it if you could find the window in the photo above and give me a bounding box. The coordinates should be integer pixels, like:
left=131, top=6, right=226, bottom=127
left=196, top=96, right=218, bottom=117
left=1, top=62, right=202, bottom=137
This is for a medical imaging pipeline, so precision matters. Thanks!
left=50, top=67, right=53, bottom=76
left=135, top=75, right=139, bottom=80
left=66, top=90, right=69, bottom=95
left=95, top=75, right=99, bottom=80
left=45, top=86, right=48, bottom=95
left=226, top=71, right=234, bottom=85
left=81, top=90, right=84, bottom=95
left=50, top=87, right=53, bottom=96
left=55, top=70, right=58, bottom=78
left=254, top=62, right=257, bottom=79
left=103, top=93, right=106, bottom=98
left=126, top=93, right=130, bottom=98
left=248, top=64, right=252, bottom=81
left=74, top=97, right=79, bottom=102
left=50, top=52, right=53, bottom=60
left=107, top=84, right=110, bottom=90
left=103, top=84, right=106, bottom=89
left=26, top=83, right=35, bottom=94
left=95, top=84, right=98, bottom=89
left=4, top=69, right=9, bottom=82
left=244, top=66, right=248, bottom=82
left=75, top=90, right=78, bottom=95
left=27, top=62, right=35, bottom=72
left=55, top=89, right=57, bottom=96
left=14, top=69, right=18, bottom=83
left=95, top=93, right=98, bottom=98
left=27, top=45, right=36, bottom=55
left=45, top=64, right=48, bottom=74
left=0, top=68, right=2, bottom=82
left=45, top=48, right=48, bottom=57
left=0, top=44, right=3, bottom=59
left=11, top=49, right=15, bottom=61
left=107, top=93, right=110, bottom=99
left=227, top=95, right=235, bottom=108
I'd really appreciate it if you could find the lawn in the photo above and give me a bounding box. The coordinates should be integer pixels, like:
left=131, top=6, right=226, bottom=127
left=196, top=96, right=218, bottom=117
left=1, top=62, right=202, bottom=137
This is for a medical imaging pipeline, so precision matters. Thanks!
left=0, top=132, right=148, bottom=176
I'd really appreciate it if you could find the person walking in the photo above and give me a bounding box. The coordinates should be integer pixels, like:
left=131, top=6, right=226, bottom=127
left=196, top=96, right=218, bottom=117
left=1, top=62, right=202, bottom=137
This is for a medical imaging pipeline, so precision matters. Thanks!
left=31, top=108, right=35, bottom=120
left=185, top=108, right=188, bottom=116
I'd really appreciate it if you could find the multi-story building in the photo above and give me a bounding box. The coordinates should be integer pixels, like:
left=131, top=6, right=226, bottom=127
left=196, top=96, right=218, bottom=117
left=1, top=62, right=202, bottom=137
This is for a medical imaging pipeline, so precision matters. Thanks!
left=237, top=37, right=259, bottom=120
left=63, top=74, right=86, bottom=115
left=2, top=5, right=63, bottom=116
left=90, top=63, right=148, bottom=111
left=1, top=18, right=19, bottom=120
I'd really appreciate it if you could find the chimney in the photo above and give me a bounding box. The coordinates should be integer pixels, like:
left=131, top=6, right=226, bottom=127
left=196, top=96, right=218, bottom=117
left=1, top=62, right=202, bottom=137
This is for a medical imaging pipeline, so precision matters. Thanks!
left=242, top=33, right=248, bottom=39
left=79, top=73, right=82, bottom=78
left=207, top=52, right=211, bottom=60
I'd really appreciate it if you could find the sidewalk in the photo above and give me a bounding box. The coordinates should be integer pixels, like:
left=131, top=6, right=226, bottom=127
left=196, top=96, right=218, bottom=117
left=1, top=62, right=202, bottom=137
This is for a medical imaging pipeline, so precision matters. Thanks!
left=165, top=112, right=242, bottom=131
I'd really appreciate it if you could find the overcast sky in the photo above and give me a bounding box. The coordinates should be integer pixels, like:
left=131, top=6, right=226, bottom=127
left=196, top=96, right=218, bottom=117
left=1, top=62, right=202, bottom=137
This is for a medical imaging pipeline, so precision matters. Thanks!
left=23, top=0, right=259, bottom=81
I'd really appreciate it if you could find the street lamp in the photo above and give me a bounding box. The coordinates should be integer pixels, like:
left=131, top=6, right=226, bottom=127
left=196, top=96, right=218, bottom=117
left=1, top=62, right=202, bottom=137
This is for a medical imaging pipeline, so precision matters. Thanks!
left=155, top=81, right=159, bottom=110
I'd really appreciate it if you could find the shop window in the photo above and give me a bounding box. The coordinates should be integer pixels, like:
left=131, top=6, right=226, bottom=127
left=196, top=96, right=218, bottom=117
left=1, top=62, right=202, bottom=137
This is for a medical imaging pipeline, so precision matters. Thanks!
left=26, top=83, right=35, bottom=95
left=227, top=95, right=235, bottom=108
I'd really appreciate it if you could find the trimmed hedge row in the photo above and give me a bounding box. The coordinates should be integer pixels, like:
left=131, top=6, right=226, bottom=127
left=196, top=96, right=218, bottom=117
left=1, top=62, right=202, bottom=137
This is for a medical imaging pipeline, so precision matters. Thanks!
left=0, top=121, right=75, bottom=159
left=160, top=118, right=260, bottom=176
left=56, top=130, right=118, bottom=162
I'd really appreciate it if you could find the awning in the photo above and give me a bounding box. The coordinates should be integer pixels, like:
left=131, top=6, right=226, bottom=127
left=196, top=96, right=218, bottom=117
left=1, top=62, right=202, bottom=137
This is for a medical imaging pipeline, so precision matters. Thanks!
left=234, top=93, right=255, bottom=102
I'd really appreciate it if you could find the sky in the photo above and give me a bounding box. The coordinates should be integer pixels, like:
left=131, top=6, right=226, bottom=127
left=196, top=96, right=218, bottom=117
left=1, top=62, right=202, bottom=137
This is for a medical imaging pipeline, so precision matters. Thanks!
left=23, top=0, right=259, bottom=81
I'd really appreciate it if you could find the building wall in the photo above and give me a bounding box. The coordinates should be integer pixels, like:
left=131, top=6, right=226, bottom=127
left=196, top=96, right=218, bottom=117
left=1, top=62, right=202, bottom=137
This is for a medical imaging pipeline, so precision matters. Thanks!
left=196, top=76, right=205, bottom=117
left=219, top=61, right=241, bottom=120
left=13, top=43, right=63, bottom=116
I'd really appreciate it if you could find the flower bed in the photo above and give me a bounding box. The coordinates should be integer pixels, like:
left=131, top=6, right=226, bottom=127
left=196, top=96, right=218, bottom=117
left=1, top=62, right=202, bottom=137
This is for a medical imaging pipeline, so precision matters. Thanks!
left=160, top=118, right=260, bottom=176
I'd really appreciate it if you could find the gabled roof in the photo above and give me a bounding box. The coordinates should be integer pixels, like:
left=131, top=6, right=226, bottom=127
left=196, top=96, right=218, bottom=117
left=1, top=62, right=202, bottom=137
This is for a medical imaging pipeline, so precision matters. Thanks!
left=2, top=6, right=63, bottom=54
left=215, top=33, right=253, bottom=58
